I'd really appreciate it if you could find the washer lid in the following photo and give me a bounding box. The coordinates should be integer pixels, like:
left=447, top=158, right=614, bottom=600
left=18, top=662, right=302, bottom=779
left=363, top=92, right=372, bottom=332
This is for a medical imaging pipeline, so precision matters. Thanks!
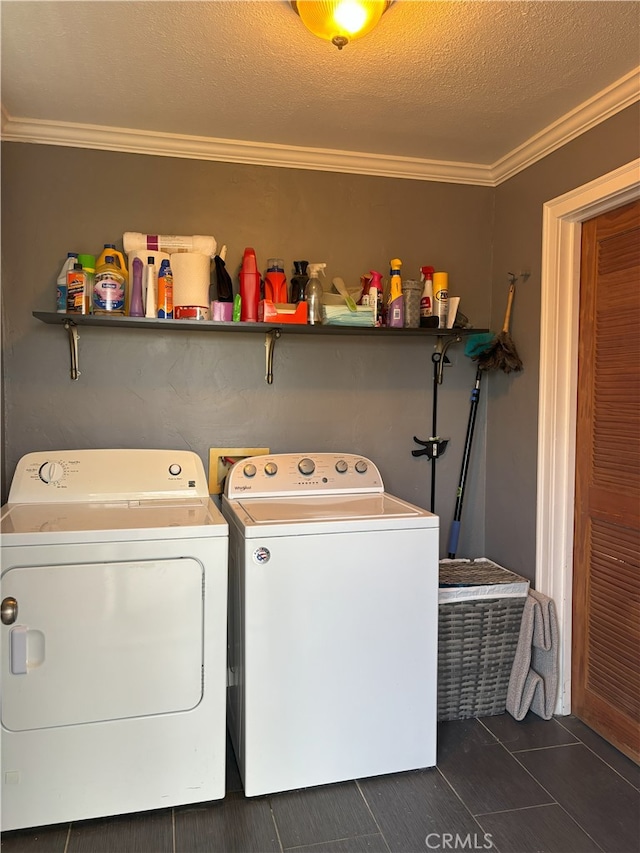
left=228, top=493, right=438, bottom=534
left=0, top=497, right=228, bottom=546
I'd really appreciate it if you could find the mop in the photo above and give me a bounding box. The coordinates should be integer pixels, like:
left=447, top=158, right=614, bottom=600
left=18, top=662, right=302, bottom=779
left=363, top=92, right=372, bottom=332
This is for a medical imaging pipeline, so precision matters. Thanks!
left=447, top=366, right=483, bottom=557
left=448, top=275, right=524, bottom=557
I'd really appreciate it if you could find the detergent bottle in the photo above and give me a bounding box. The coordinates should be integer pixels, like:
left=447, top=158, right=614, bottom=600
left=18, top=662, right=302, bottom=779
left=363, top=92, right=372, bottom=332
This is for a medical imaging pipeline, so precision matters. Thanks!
left=96, top=244, right=128, bottom=281
left=305, top=263, right=326, bottom=325
left=368, top=270, right=384, bottom=327
left=264, top=258, right=288, bottom=303
left=93, top=255, right=127, bottom=315
left=239, top=248, right=261, bottom=322
left=96, top=244, right=129, bottom=312
left=387, top=258, right=404, bottom=328
left=420, top=265, right=434, bottom=326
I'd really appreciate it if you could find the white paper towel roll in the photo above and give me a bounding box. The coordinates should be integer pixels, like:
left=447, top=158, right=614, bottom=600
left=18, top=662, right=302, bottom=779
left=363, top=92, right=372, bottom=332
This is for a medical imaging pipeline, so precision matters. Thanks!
left=171, top=252, right=211, bottom=308
left=123, top=232, right=217, bottom=257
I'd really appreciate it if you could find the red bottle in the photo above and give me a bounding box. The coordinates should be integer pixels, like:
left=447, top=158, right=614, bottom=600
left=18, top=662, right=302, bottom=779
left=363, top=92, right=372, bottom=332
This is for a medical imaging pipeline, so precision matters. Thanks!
left=264, top=258, right=288, bottom=303
left=239, top=248, right=260, bottom=322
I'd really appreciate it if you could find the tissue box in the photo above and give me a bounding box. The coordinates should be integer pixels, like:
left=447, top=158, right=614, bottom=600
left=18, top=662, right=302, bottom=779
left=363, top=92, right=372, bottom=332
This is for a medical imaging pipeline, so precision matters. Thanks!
left=258, top=300, right=308, bottom=324
left=322, top=305, right=374, bottom=327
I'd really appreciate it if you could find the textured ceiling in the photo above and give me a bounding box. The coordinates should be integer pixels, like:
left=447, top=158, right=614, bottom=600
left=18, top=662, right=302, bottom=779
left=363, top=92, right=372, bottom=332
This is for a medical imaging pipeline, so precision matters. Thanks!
left=1, top=0, right=639, bottom=167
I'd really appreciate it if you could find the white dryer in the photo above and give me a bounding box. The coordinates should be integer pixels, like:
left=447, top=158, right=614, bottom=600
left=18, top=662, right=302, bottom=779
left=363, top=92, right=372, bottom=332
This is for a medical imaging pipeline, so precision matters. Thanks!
left=1, top=449, right=228, bottom=831
left=221, top=452, right=438, bottom=797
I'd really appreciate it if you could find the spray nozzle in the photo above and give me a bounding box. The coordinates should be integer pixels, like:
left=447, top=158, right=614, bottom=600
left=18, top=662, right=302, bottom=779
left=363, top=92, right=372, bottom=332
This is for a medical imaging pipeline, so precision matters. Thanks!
left=420, top=265, right=435, bottom=281
left=308, top=263, right=326, bottom=278
left=369, top=270, right=383, bottom=289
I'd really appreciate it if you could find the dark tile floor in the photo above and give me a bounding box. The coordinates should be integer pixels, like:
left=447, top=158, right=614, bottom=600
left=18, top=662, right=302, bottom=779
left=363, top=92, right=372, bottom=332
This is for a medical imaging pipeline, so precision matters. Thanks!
left=2, top=713, right=639, bottom=853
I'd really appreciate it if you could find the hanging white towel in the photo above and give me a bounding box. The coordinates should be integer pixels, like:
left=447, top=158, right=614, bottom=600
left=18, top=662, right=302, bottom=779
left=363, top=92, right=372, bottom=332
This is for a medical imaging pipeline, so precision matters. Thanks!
left=506, top=589, right=559, bottom=720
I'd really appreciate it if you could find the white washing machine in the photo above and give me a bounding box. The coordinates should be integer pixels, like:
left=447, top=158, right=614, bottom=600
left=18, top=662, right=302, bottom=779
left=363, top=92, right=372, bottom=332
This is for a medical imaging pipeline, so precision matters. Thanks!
left=1, top=449, right=228, bottom=831
left=221, top=452, right=438, bottom=797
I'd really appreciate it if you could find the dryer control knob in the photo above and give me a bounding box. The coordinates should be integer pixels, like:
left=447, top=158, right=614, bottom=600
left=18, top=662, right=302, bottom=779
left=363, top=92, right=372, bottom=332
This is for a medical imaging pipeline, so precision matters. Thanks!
left=264, top=462, right=278, bottom=477
left=355, top=459, right=368, bottom=474
left=298, top=458, right=315, bottom=476
left=168, top=464, right=182, bottom=476
left=243, top=463, right=257, bottom=478
left=38, top=462, right=64, bottom=484
left=335, top=459, right=348, bottom=474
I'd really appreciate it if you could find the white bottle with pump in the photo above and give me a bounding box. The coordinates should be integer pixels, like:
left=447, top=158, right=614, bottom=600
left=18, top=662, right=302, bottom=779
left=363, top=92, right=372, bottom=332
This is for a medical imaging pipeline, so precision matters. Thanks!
left=305, top=263, right=326, bottom=325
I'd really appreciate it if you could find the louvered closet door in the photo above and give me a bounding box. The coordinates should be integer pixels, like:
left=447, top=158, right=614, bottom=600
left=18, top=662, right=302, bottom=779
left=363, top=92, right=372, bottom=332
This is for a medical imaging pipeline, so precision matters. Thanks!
left=572, top=199, right=640, bottom=763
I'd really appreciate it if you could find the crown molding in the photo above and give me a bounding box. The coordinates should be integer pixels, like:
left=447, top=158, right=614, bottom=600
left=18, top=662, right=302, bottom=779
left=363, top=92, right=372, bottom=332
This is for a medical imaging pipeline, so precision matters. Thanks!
left=491, top=67, right=640, bottom=185
left=2, top=67, right=638, bottom=187
left=0, top=111, right=492, bottom=186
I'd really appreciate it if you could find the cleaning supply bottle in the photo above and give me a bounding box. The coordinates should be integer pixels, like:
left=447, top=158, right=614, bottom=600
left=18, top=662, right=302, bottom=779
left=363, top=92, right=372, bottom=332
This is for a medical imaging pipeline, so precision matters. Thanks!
left=433, top=271, right=449, bottom=328
left=239, top=248, right=260, bottom=322
left=129, top=257, right=145, bottom=317
left=264, top=258, right=288, bottom=303
left=368, top=270, right=384, bottom=327
left=66, top=262, right=90, bottom=314
left=96, top=244, right=128, bottom=281
left=56, top=252, right=79, bottom=312
left=420, top=266, right=434, bottom=326
left=77, top=254, right=96, bottom=314
left=96, top=244, right=129, bottom=313
left=290, top=260, right=309, bottom=304
left=387, top=258, right=404, bottom=328
left=144, top=256, right=157, bottom=318
left=93, top=255, right=127, bottom=315
left=305, top=263, right=326, bottom=325
left=157, top=259, right=174, bottom=319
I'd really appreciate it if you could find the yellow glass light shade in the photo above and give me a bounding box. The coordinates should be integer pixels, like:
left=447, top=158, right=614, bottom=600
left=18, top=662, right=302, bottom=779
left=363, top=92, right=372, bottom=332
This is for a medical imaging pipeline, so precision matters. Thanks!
left=292, top=1, right=392, bottom=49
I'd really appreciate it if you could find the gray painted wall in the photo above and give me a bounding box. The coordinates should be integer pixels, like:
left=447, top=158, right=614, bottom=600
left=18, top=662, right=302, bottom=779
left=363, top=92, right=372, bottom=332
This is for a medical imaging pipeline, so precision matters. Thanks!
left=1, top=143, right=493, bottom=559
left=2, top=105, right=638, bottom=577
left=486, top=104, right=640, bottom=580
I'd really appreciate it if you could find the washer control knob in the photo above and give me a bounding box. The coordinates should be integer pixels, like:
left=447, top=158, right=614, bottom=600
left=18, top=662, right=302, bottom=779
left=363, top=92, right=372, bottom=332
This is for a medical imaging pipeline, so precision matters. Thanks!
left=38, top=462, right=64, bottom=484
left=355, top=459, right=368, bottom=474
left=243, top=463, right=257, bottom=478
left=298, top=457, right=315, bottom=476
left=335, top=459, right=348, bottom=474
left=264, top=462, right=278, bottom=477
left=168, top=464, right=182, bottom=476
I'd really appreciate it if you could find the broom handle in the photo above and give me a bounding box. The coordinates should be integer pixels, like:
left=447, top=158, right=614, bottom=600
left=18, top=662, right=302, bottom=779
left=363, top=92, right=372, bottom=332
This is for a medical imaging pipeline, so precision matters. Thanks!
left=503, top=282, right=516, bottom=333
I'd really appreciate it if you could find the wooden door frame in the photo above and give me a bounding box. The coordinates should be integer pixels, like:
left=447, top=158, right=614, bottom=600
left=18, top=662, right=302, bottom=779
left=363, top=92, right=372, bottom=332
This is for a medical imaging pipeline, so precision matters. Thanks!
left=537, top=158, right=640, bottom=715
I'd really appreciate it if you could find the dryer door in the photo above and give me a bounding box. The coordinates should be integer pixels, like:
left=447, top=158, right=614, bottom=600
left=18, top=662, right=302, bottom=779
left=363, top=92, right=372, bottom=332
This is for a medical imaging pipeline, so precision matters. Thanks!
left=1, top=558, right=204, bottom=731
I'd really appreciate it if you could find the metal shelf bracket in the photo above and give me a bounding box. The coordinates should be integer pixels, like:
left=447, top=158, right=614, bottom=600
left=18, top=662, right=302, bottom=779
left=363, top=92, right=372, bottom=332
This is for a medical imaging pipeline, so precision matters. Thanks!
left=265, top=329, right=281, bottom=384
left=64, top=320, right=80, bottom=380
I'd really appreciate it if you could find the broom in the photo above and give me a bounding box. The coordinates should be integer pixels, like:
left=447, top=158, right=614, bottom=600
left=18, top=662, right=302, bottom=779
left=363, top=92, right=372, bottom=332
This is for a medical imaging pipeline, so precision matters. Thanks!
left=473, top=278, right=523, bottom=373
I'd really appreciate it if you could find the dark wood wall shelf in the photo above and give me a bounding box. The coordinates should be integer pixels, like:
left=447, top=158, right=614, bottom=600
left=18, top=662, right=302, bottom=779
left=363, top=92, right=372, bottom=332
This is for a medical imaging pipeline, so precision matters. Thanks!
left=33, top=312, right=487, bottom=383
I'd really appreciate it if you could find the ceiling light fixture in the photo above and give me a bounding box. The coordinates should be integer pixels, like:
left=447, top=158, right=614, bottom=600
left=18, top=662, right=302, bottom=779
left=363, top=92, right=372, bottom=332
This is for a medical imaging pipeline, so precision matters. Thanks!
left=291, top=1, right=393, bottom=50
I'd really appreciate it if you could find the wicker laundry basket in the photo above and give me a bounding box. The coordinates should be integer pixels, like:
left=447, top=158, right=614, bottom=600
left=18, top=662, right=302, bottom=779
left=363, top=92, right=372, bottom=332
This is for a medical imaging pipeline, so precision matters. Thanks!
left=438, top=558, right=530, bottom=721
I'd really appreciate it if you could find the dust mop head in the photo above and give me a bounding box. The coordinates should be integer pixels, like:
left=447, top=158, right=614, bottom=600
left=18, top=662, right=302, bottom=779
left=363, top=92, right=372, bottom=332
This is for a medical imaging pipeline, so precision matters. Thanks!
left=464, top=332, right=495, bottom=359
left=475, top=331, right=523, bottom=373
